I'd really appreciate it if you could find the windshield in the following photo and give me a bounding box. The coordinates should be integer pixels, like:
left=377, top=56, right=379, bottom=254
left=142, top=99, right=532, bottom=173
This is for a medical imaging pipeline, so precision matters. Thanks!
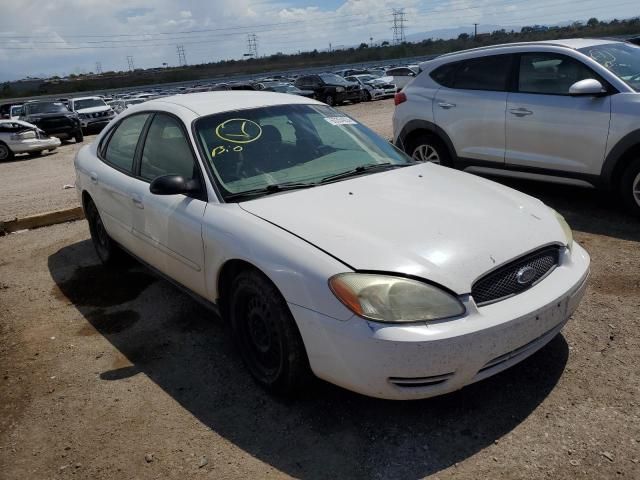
left=195, top=104, right=412, bottom=200
left=73, top=98, right=106, bottom=110
left=25, top=102, right=69, bottom=114
left=579, top=43, right=640, bottom=91
left=319, top=73, right=349, bottom=85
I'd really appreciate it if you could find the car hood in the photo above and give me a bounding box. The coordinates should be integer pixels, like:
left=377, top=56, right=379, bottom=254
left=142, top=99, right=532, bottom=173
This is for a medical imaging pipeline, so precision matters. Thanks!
left=369, top=76, right=395, bottom=85
left=239, top=163, right=567, bottom=294
left=75, top=106, right=110, bottom=114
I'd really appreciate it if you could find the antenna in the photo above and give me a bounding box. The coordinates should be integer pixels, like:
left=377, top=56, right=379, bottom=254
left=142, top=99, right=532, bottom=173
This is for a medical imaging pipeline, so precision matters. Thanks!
left=247, top=33, right=258, bottom=58
left=126, top=56, right=135, bottom=71
left=392, top=8, right=406, bottom=45
left=176, top=45, right=187, bottom=66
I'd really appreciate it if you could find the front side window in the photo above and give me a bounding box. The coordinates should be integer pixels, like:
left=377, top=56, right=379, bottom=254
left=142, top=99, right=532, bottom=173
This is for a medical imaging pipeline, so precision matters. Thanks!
left=579, top=42, right=640, bottom=92
left=195, top=104, right=412, bottom=199
left=140, top=114, right=197, bottom=182
left=453, top=55, right=512, bottom=91
left=518, top=53, right=598, bottom=95
left=104, top=113, right=149, bottom=172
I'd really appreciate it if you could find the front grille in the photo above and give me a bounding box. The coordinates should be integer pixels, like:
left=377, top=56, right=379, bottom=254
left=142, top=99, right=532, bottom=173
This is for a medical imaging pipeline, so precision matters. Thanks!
left=471, top=246, right=560, bottom=306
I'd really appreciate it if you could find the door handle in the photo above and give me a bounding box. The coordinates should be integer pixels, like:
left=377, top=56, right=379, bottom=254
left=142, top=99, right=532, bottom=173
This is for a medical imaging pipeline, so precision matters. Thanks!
left=89, top=172, right=98, bottom=184
left=438, top=102, right=456, bottom=109
left=131, top=194, right=144, bottom=209
left=509, top=108, right=533, bottom=117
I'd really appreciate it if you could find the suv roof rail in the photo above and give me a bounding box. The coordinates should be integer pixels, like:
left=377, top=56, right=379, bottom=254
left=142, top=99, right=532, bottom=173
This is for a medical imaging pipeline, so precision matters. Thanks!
left=435, top=41, right=573, bottom=59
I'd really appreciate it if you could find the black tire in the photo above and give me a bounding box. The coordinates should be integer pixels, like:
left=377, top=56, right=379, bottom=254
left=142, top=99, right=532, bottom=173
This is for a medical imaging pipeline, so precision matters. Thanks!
left=0, top=142, right=14, bottom=161
left=406, top=132, right=452, bottom=167
left=620, top=157, right=640, bottom=217
left=230, top=269, right=311, bottom=396
left=364, top=91, right=372, bottom=102
left=75, top=130, right=84, bottom=143
left=85, top=198, right=127, bottom=266
left=324, top=94, right=335, bottom=106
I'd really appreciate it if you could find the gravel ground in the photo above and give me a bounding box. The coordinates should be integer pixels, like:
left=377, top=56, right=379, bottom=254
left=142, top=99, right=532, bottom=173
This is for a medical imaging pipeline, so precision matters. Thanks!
left=0, top=99, right=394, bottom=222
left=1, top=98, right=639, bottom=480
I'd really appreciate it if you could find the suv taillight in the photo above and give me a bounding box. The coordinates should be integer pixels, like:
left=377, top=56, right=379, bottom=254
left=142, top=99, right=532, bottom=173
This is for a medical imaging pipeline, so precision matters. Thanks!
left=394, top=92, right=407, bottom=106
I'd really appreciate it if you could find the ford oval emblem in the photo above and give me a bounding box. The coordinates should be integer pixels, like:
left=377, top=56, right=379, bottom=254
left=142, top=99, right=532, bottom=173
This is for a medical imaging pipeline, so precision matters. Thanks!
left=516, top=266, right=537, bottom=285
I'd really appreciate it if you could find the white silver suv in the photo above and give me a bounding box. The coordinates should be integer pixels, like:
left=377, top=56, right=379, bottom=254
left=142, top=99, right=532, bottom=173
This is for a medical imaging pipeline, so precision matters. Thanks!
left=393, top=39, right=640, bottom=215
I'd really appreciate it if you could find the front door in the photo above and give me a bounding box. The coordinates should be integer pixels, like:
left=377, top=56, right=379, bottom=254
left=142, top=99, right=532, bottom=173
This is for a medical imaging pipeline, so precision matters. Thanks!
left=505, top=52, right=611, bottom=176
left=129, top=113, right=208, bottom=297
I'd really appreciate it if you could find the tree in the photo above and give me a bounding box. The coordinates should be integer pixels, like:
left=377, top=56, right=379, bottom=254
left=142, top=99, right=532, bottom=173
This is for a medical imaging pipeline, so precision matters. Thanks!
left=587, top=17, right=599, bottom=27
left=381, top=40, right=390, bottom=46
left=458, top=33, right=470, bottom=40
left=358, top=42, right=369, bottom=49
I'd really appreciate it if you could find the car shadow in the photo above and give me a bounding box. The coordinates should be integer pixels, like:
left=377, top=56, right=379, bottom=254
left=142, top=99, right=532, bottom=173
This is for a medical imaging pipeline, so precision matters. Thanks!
left=485, top=176, right=640, bottom=242
left=48, top=240, right=568, bottom=479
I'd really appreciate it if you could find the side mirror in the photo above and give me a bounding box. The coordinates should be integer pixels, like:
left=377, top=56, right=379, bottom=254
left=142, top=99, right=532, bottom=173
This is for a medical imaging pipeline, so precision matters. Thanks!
left=569, top=78, right=606, bottom=96
left=149, top=175, right=200, bottom=196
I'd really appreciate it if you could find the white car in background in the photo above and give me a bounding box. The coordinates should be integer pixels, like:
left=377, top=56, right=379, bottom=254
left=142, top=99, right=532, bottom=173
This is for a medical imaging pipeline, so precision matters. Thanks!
left=9, top=105, right=23, bottom=120
left=74, top=91, right=589, bottom=400
left=0, top=119, right=61, bottom=161
left=68, top=96, right=115, bottom=132
left=386, top=66, right=419, bottom=90
left=345, top=74, right=397, bottom=101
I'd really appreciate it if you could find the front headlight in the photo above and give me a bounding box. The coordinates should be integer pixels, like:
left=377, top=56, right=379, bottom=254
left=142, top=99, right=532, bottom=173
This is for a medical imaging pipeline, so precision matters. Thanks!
left=329, top=273, right=465, bottom=323
left=335, top=86, right=345, bottom=92
left=553, top=210, right=574, bottom=250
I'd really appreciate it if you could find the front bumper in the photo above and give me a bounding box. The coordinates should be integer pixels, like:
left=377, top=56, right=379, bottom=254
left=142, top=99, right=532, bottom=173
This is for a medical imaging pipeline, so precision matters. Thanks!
left=292, top=243, right=590, bottom=400
left=10, top=136, right=61, bottom=153
left=80, top=116, right=114, bottom=129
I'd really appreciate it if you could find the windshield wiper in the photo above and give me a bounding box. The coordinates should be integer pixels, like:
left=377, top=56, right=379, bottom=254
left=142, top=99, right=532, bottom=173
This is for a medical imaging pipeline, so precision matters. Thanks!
left=224, top=182, right=316, bottom=201
left=320, top=162, right=409, bottom=183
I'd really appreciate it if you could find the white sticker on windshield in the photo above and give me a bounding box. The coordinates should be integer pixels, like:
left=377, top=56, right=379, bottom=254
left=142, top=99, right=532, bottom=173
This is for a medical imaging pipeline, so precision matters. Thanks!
left=323, top=116, right=357, bottom=126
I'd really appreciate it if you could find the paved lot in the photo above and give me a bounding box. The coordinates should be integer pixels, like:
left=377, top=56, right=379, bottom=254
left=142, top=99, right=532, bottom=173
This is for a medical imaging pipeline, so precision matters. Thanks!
left=1, top=99, right=639, bottom=479
left=0, top=100, right=394, bottom=222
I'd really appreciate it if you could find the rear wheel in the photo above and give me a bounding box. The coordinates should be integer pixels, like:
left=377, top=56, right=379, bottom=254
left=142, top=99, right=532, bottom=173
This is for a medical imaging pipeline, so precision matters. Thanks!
left=85, top=198, right=127, bottom=266
left=75, top=129, right=84, bottom=143
left=324, top=94, right=335, bottom=106
left=230, top=270, right=311, bottom=396
left=407, top=133, right=451, bottom=167
left=0, top=142, right=14, bottom=161
left=620, top=157, right=640, bottom=217
left=364, top=90, right=372, bottom=101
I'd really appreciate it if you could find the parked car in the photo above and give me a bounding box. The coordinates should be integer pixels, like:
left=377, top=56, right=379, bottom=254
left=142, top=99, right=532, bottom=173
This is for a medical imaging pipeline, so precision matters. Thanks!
left=0, top=103, right=21, bottom=120
left=20, top=100, right=83, bottom=142
left=294, top=73, right=361, bottom=106
left=385, top=67, right=418, bottom=90
left=345, top=74, right=396, bottom=101
left=75, top=91, right=589, bottom=400
left=263, top=83, right=315, bottom=98
left=68, top=96, right=116, bottom=133
left=393, top=38, right=640, bottom=216
left=0, top=119, right=61, bottom=161
left=9, top=104, right=23, bottom=120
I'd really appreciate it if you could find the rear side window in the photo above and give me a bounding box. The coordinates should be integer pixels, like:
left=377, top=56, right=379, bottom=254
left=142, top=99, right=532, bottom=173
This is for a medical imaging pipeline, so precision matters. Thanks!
left=430, top=63, right=457, bottom=87
left=518, top=53, right=599, bottom=95
left=453, top=55, right=512, bottom=91
left=104, top=114, right=149, bottom=172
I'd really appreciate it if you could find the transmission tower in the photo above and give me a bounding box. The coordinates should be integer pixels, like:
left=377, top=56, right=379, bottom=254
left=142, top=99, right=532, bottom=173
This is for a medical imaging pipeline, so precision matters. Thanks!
left=177, top=45, right=187, bottom=66
left=126, top=56, right=135, bottom=71
left=247, top=34, right=258, bottom=58
left=391, top=8, right=406, bottom=45
left=95, top=62, right=102, bottom=74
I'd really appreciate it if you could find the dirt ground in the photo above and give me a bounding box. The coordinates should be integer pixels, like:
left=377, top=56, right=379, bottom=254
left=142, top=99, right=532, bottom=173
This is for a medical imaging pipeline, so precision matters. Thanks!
left=1, top=99, right=639, bottom=480
left=0, top=99, right=394, bottom=222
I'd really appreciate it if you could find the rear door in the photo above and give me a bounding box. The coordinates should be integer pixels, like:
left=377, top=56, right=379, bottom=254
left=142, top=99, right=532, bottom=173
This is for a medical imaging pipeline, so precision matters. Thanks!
left=128, top=113, right=208, bottom=297
left=505, top=52, right=611, bottom=175
left=434, top=54, right=513, bottom=164
left=92, top=113, right=150, bottom=249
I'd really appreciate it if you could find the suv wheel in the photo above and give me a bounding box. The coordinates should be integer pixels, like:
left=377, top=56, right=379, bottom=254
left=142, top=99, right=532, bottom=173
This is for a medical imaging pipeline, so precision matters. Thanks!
left=408, top=133, right=451, bottom=166
left=0, top=142, right=13, bottom=161
left=324, top=94, right=335, bottom=106
left=75, top=129, right=84, bottom=143
left=621, top=158, right=640, bottom=216
left=230, top=269, right=311, bottom=396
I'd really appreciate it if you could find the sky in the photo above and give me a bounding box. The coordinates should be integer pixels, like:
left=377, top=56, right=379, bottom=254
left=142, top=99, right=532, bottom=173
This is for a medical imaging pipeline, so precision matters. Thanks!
left=0, top=0, right=638, bottom=81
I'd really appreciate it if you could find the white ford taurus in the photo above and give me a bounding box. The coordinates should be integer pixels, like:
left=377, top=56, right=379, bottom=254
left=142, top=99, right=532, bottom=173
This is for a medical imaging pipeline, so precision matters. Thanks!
left=74, top=91, right=590, bottom=400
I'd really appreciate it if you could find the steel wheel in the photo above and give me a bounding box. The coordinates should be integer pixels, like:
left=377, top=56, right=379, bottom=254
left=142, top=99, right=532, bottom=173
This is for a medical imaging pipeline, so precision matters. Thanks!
left=412, top=144, right=441, bottom=164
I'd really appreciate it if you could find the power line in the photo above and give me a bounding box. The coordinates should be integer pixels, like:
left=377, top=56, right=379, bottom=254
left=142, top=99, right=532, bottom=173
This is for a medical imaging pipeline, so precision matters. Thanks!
left=177, top=45, right=187, bottom=66
left=126, top=56, right=134, bottom=71
left=392, top=8, right=406, bottom=45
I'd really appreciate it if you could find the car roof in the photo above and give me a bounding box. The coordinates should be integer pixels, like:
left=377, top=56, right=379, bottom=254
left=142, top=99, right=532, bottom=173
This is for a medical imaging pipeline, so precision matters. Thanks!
left=144, top=91, right=322, bottom=116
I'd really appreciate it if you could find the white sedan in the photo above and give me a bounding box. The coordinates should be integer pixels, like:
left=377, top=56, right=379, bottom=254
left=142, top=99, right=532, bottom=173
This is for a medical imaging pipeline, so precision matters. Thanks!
left=74, top=92, right=590, bottom=400
left=0, top=119, right=61, bottom=161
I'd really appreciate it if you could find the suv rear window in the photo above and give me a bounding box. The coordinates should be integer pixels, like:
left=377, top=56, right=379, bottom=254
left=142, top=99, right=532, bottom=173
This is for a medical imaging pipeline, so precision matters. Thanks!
left=430, top=63, right=457, bottom=87
left=451, top=54, right=512, bottom=92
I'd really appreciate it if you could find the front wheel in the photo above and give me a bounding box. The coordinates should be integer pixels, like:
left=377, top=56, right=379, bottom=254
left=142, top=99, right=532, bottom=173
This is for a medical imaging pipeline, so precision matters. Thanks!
left=0, top=142, right=13, bottom=161
left=324, top=94, right=335, bottom=106
left=75, top=130, right=84, bottom=143
left=620, top=158, right=640, bottom=217
left=407, top=133, right=451, bottom=167
left=230, top=270, right=311, bottom=396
